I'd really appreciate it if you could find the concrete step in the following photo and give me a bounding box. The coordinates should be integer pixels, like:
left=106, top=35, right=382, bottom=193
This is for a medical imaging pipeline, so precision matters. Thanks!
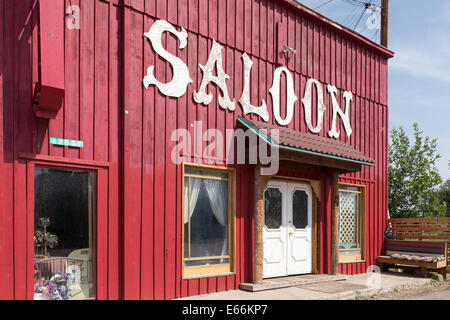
left=239, top=274, right=347, bottom=292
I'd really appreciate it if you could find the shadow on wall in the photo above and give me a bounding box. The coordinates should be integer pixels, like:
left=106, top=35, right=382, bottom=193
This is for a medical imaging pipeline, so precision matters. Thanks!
left=2, top=0, right=49, bottom=164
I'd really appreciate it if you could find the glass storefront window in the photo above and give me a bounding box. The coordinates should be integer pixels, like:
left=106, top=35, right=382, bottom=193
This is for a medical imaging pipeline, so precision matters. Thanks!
left=183, top=166, right=234, bottom=277
left=34, top=168, right=95, bottom=300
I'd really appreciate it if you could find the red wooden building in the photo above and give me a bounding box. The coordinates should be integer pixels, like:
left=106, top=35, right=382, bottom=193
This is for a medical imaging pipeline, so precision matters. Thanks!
left=0, top=0, right=394, bottom=300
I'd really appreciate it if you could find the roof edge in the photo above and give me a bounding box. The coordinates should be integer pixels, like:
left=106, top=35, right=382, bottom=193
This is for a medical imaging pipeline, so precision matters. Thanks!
left=236, top=116, right=376, bottom=167
left=278, top=0, right=395, bottom=59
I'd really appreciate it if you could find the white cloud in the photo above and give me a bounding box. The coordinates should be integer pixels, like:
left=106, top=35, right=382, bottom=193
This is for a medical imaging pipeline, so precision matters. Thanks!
left=389, top=1, right=450, bottom=84
left=437, top=138, right=450, bottom=181
left=390, top=46, right=450, bottom=84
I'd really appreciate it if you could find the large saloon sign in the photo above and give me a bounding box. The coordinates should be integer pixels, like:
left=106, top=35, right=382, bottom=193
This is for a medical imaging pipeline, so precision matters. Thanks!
left=143, top=19, right=353, bottom=139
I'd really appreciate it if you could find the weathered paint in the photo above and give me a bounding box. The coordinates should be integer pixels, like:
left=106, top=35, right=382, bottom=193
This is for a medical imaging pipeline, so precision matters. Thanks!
left=0, top=0, right=392, bottom=299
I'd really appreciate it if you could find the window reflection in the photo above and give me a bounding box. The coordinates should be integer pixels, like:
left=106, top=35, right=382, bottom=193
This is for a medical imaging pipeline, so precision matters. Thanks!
left=264, top=188, right=282, bottom=229
left=293, top=190, right=308, bottom=229
left=34, top=168, right=95, bottom=300
left=183, top=167, right=232, bottom=274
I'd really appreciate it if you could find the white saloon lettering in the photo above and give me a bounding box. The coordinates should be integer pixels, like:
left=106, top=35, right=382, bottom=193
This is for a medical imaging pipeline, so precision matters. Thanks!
left=193, top=39, right=236, bottom=111
left=327, top=85, right=353, bottom=139
left=240, top=53, right=269, bottom=121
left=143, top=20, right=193, bottom=97
left=144, top=19, right=353, bottom=139
left=302, top=78, right=327, bottom=134
left=269, top=66, right=298, bottom=126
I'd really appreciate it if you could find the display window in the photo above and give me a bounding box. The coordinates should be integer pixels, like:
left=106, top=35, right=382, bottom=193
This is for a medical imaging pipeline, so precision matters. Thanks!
left=33, top=167, right=96, bottom=300
left=182, top=164, right=235, bottom=278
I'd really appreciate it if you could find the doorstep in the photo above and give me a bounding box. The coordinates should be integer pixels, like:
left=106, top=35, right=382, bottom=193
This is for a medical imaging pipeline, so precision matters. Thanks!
left=239, top=274, right=347, bottom=292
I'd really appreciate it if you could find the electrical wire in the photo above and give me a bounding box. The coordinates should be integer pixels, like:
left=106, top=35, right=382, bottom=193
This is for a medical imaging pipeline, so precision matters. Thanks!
left=353, top=1, right=371, bottom=30
left=313, top=0, right=382, bottom=44
left=343, top=4, right=362, bottom=26
left=345, top=0, right=370, bottom=6
left=357, top=23, right=368, bottom=34
left=371, top=29, right=379, bottom=41
left=353, top=0, right=374, bottom=30
left=340, top=0, right=366, bottom=8
left=352, top=9, right=366, bottom=29
left=314, top=0, right=335, bottom=10
left=340, top=0, right=373, bottom=27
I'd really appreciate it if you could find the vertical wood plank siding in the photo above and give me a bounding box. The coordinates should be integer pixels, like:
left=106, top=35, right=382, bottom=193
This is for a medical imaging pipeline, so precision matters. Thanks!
left=0, top=0, right=391, bottom=299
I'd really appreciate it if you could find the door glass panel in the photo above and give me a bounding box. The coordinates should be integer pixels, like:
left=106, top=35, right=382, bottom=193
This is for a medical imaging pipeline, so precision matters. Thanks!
left=264, top=188, right=282, bottom=229
left=292, top=190, right=308, bottom=229
left=34, top=168, right=95, bottom=300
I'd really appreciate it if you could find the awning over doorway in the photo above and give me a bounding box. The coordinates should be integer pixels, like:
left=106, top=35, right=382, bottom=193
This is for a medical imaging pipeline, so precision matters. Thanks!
left=237, top=116, right=375, bottom=167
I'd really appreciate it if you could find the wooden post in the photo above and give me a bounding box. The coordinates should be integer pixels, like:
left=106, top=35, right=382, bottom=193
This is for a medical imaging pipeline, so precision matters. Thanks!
left=254, top=165, right=271, bottom=283
left=331, top=172, right=340, bottom=275
left=381, top=0, right=389, bottom=47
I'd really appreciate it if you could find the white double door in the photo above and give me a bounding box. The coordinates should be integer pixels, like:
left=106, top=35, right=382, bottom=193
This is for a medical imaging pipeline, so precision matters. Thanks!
left=263, top=180, right=312, bottom=278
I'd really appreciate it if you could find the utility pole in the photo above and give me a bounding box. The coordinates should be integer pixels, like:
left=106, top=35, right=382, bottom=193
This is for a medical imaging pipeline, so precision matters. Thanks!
left=381, top=0, right=389, bottom=47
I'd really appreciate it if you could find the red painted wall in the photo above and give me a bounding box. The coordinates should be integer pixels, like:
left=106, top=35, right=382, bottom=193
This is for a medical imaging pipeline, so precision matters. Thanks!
left=0, top=0, right=392, bottom=299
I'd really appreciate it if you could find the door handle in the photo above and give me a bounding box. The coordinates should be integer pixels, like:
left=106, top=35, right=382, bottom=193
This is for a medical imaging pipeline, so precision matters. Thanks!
left=289, top=232, right=293, bottom=236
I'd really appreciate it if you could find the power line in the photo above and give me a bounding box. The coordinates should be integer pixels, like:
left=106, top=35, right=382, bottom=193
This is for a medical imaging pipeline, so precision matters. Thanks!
left=357, top=23, right=368, bottom=34
left=346, top=0, right=371, bottom=6
left=313, top=0, right=382, bottom=43
left=353, top=0, right=373, bottom=30
left=343, top=4, right=363, bottom=26
left=314, top=0, right=335, bottom=10
left=353, top=7, right=367, bottom=29
left=340, top=0, right=366, bottom=8
left=339, top=0, right=375, bottom=28
left=371, top=29, right=379, bottom=41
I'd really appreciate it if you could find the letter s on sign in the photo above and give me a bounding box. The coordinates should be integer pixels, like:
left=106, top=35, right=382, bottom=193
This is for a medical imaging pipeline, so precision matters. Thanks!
left=143, top=20, right=193, bottom=98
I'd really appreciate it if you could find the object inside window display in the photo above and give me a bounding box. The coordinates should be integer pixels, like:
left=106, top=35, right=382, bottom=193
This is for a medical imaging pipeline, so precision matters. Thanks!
left=33, top=168, right=95, bottom=300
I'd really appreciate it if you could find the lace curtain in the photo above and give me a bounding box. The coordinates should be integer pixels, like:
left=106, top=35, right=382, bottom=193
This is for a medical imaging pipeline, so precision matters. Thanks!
left=184, top=178, right=202, bottom=224
left=184, top=177, right=229, bottom=259
left=204, top=179, right=228, bottom=258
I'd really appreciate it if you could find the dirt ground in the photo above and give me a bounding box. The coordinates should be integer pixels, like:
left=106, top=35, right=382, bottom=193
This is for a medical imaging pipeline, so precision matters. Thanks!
left=358, top=279, right=450, bottom=300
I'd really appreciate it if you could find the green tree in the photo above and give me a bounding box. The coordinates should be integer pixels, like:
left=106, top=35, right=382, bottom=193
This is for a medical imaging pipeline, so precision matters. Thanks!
left=389, top=123, right=446, bottom=218
left=438, top=161, right=450, bottom=217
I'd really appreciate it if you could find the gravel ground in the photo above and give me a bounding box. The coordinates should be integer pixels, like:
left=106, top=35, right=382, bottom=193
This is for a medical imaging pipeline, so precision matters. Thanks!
left=357, top=279, right=450, bottom=300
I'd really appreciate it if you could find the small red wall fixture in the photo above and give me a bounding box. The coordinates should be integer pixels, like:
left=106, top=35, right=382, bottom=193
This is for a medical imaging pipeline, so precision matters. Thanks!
left=33, top=0, right=65, bottom=119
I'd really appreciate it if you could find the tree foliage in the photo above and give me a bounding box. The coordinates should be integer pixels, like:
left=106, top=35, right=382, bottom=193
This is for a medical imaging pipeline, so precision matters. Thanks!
left=389, top=123, right=445, bottom=218
left=438, top=161, right=450, bottom=217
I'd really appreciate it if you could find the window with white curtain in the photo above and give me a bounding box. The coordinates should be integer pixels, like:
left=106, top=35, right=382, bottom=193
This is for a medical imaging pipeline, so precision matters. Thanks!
left=183, top=165, right=234, bottom=278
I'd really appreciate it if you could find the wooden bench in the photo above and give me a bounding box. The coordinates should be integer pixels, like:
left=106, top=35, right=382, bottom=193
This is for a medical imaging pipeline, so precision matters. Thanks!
left=388, top=218, right=450, bottom=268
left=377, top=240, right=448, bottom=279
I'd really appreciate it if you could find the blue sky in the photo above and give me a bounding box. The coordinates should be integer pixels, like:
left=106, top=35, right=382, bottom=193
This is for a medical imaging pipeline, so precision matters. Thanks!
left=299, top=0, right=450, bottom=182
